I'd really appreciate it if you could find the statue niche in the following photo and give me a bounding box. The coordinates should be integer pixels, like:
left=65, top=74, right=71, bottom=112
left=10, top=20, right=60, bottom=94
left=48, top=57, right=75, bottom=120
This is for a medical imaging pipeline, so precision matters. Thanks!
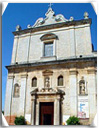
left=42, top=70, right=53, bottom=88
left=44, top=77, right=50, bottom=88
left=79, top=77, right=86, bottom=95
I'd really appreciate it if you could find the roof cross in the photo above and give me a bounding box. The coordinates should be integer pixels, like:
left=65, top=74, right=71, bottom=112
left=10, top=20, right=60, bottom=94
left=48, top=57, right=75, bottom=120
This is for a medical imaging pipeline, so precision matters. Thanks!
left=48, top=3, right=53, bottom=8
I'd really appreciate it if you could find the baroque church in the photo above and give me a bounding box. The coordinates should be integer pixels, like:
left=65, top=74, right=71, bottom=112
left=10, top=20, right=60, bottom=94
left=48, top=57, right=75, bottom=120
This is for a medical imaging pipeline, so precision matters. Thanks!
left=4, top=5, right=97, bottom=125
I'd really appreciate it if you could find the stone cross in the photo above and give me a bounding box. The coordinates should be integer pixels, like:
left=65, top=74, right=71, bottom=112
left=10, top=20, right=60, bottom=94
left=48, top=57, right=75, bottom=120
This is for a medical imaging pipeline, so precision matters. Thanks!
left=48, top=3, right=53, bottom=8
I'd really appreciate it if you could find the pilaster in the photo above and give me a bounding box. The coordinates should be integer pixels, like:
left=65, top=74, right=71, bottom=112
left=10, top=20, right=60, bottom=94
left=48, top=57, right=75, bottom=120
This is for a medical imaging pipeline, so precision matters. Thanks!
left=35, top=100, right=39, bottom=125
left=70, top=27, right=76, bottom=57
left=11, top=36, right=19, bottom=64
left=54, top=97, right=60, bottom=125
left=4, top=74, right=15, bottom=116
left=31, top=96, right=36, bottom=125
left=19, top=73, right=28, bottom=116
left=87, top=69, right=97, bottom=123
left=69, top=69, right=78, bottom=116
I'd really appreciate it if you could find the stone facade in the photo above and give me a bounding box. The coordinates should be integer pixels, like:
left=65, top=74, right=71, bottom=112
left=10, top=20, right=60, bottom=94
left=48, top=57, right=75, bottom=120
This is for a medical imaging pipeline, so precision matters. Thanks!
left=4, top=7, right=97, bottom=125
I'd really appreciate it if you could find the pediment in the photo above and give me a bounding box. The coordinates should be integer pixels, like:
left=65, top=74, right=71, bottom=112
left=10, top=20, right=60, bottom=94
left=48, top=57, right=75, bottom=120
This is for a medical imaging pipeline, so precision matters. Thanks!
left=32, top=7, right=69, bottom=28
left=40, top=33, right=58, bottom=41
left=42, top=70, right=53, bottom=76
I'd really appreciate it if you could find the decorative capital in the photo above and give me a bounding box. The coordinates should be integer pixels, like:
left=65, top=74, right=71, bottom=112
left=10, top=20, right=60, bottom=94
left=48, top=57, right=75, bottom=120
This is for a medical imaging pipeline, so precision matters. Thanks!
left=21, top=73, right=28, bottom=78
left=87, top=69, right=96, bottom=74
left=8, top=74, right=15, bottom=79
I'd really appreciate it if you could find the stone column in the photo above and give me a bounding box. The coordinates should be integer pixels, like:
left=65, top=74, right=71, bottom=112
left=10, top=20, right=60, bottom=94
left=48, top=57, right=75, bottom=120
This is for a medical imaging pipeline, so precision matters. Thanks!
left=69, top=69, right=78, bottom=116
left=31, top=96, right=35, bottom=125
left=87, top=69, right=97, bottom=123
left=35, top=100, right=39, bottom=125
left=19, top=73, right=28, bottom=116
left=54, top=98, right=60, bottom=125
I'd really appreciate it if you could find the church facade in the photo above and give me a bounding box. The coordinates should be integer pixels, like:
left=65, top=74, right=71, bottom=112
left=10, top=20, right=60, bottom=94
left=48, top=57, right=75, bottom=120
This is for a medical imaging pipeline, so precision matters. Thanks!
left=4, top=6, right=97, bottom=125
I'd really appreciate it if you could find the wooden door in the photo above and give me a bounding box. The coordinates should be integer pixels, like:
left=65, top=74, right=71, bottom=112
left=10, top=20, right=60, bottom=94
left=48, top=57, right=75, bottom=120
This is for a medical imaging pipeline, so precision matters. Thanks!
left=39, top=102, right=54, bottom=125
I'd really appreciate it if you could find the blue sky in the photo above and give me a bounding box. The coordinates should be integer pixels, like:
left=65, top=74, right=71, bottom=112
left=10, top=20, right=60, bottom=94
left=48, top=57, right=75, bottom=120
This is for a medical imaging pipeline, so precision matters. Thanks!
left=2, top=3, right=97, bottom=110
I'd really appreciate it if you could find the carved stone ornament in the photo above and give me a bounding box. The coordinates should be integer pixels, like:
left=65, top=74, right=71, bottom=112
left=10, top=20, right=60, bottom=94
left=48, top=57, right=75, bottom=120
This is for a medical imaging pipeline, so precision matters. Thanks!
left=32, top=7, right=69, bottom=28
left=27, top=24, right=32, bottom=28
left=84, top=12, right=89, bottom=19
left=16, top=25, right=22, bottom=31
left=42, top=70, right=53, bottom=76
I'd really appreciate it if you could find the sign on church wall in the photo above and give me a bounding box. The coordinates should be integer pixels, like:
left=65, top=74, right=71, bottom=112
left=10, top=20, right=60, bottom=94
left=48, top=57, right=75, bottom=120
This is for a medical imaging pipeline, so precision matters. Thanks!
left=78, top=96, right=89, bottom=118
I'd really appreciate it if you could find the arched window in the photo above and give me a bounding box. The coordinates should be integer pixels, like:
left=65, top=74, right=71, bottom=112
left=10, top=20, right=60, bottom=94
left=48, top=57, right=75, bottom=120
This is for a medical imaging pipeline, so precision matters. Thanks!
left=79, top=80, right=85, bottom=95
left=13, top=83, right=20, bottom=97
left=32, top=77, right=37, bottom=87
left=58, top=75, right=63, bottom=86
left=40, top=33, right=58, bottom=57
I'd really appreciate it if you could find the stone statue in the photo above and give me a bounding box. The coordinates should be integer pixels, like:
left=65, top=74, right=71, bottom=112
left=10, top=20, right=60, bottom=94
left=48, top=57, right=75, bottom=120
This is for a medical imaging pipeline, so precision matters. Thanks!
left=45, top=77, right=50, bottom=88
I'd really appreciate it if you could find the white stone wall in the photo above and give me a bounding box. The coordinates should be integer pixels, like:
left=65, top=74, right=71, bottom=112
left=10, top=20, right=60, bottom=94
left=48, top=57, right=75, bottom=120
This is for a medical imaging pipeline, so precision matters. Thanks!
left=16, top=36, right=30, bottom=63
left=5, top=21, right=96, bottom=125
left=11, top=24, right=93, bottom=64
left=75, top=25, right=92, bottom=56
left=87, top=69, right=97, bottom=123
left=4, top=66, right=97, bottom=125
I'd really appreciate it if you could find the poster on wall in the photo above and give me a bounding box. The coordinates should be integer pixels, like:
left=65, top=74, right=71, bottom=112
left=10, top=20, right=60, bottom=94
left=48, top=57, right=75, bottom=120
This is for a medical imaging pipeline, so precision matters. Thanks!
left=78, top=96, right=89, bottom=118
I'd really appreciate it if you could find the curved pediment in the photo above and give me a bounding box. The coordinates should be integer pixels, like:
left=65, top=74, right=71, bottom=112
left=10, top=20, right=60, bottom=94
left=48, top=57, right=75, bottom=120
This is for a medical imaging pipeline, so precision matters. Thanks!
left=32, top=7, right=69, bottom=28
left=40, top=33, right=58, bottom=41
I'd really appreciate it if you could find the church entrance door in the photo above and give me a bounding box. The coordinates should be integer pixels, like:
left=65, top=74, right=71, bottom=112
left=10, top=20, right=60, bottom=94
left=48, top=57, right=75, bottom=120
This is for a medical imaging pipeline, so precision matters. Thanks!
left=39, top=102, right=54, bottom=125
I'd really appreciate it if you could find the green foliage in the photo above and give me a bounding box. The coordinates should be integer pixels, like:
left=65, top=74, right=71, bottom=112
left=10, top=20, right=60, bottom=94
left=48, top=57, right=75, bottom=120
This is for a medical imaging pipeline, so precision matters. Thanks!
left=2, top=111, right=4, bottom=115
left=66, top=116, right=80, bottom=125
left=14, top=116, right=26, bottom=125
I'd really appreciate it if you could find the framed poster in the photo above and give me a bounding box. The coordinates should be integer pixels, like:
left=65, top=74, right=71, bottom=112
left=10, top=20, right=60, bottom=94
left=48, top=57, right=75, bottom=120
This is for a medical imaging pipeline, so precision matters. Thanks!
left=78, top=96, right=89, bottom=119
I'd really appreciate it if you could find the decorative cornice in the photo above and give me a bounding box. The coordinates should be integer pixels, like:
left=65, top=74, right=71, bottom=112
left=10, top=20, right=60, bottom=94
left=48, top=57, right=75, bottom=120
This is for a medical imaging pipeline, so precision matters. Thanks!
left=6, top=56, right=97, bottom=70
left=12, top=19, right=92, bottom=36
